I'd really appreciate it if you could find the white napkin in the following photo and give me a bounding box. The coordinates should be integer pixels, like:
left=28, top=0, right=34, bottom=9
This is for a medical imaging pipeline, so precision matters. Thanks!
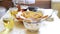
left=0, top=7, right=6, bottom=18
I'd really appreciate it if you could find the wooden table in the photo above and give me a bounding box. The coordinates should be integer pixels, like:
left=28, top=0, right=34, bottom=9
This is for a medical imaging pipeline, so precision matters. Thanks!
left=0, top=0, right=51, bottom=9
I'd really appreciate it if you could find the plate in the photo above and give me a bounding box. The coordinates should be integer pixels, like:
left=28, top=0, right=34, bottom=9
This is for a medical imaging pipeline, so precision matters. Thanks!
left=16, top=6, right=55, bottom=22
left=0, top=6, right=59, bottom=34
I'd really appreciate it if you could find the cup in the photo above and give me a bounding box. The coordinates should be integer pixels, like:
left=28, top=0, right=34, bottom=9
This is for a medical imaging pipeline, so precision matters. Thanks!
left=23, top=19, right=41, bottom=32
left=3, top=18, right=14, bottom=30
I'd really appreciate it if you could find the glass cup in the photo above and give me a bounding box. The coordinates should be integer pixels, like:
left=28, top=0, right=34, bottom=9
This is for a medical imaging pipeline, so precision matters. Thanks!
left=23, top=19, right=41, bottom=32
left=3, top=18, right=14, bottom=31
left=0, top=18, right=14, bottom=34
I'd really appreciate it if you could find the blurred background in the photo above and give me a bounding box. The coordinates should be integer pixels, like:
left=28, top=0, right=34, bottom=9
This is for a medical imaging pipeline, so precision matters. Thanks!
left=0, top=0, right=51, bottom=9
left=0, top=0, right=60, bottom=18
left=51, top=0, right=60, bottom=18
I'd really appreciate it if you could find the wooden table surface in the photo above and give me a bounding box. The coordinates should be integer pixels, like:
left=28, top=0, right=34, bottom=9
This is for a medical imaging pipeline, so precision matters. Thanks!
left=0, top=0, right=51, bottom=9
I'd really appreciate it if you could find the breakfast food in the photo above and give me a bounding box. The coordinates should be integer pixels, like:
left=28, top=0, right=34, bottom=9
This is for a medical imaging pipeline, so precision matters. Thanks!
left=10, top=7, right=49, bottom=31
left=15, top=10, right=48, bottom=23
left=10, top=6, right=48, bottom=23
left=22, top=11, right=48, bottom=32
left=21, top=11, right=43, bottom=19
